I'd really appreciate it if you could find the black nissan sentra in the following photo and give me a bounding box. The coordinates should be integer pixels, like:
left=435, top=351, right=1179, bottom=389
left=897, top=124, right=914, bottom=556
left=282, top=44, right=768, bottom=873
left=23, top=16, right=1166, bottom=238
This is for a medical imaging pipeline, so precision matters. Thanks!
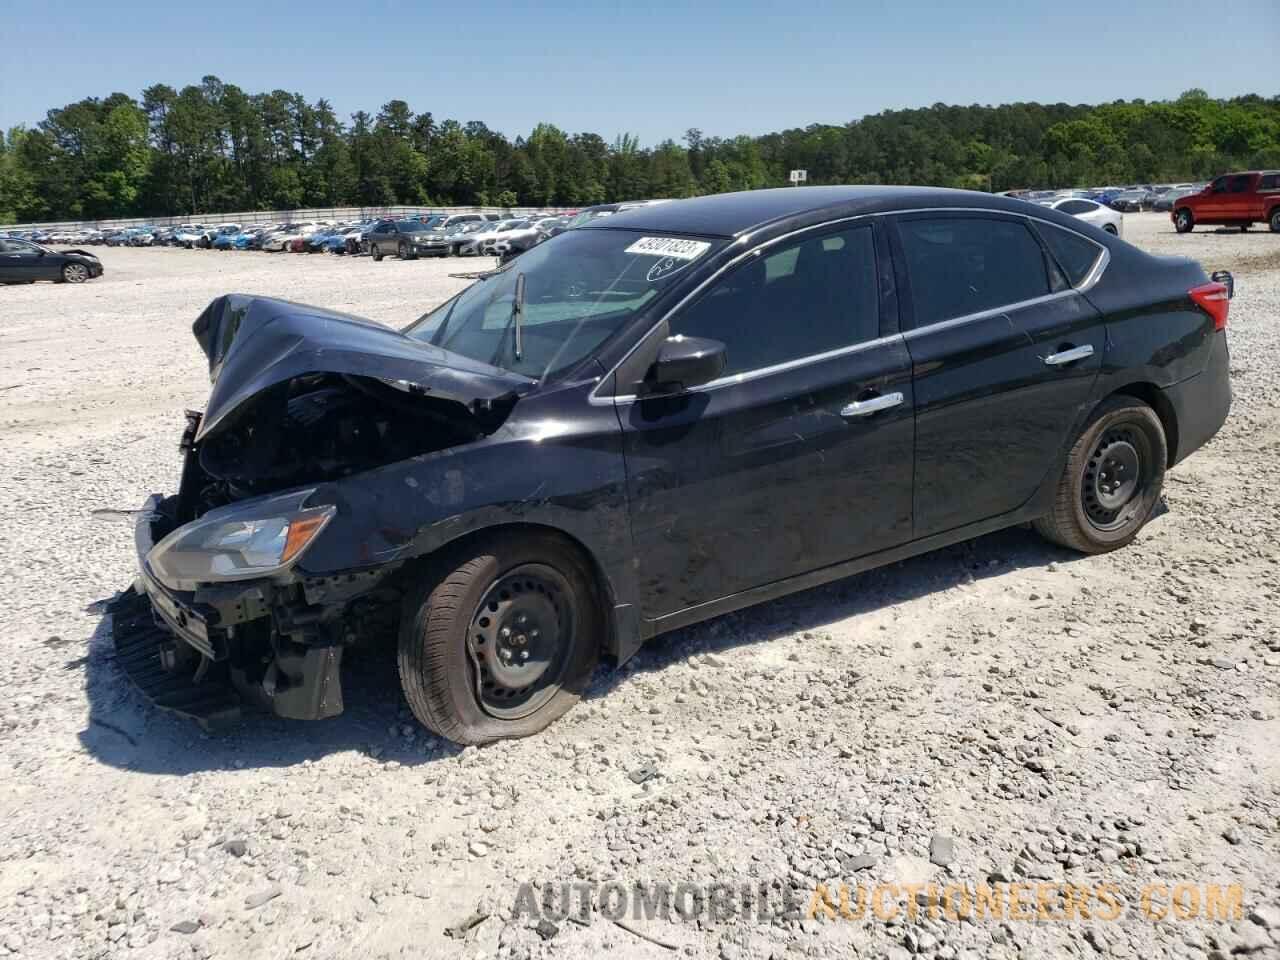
left=113, top=186, right=1232, bottom=743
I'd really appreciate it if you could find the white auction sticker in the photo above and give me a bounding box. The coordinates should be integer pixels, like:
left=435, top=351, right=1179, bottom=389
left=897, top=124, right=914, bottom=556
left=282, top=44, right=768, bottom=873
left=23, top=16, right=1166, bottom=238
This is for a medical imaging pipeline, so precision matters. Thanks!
left=624, top=236, right=712, bottom=261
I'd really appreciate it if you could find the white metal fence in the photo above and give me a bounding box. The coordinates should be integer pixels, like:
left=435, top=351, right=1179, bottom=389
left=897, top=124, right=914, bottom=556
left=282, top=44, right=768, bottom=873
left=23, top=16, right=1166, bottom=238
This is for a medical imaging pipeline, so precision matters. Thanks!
left=0, top=205, right=571, bottom=233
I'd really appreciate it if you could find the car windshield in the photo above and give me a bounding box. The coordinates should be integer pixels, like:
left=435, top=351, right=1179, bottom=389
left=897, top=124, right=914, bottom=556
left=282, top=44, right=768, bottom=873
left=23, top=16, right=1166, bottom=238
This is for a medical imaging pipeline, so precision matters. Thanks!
left=403, top=228, right=724, bottom=380
left=566, top=208, right=613, bottom=229
left=397, top=221, right=429, bottom=233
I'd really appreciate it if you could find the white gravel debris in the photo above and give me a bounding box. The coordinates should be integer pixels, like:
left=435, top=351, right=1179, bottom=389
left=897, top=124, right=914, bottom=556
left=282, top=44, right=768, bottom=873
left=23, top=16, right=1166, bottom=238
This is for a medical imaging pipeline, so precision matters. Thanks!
left=0, top=217, right=1278, bottom=959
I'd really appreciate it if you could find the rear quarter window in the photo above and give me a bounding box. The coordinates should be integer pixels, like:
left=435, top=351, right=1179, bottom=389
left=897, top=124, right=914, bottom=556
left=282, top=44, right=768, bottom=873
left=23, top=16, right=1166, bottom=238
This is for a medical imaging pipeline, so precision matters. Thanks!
left=1037, top=224, right=1104, bottom=288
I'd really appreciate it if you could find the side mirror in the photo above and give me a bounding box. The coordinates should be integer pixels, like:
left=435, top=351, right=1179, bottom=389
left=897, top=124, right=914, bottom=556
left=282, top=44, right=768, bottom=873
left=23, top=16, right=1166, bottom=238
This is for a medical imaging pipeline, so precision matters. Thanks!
left=640, top=335, right=726, bottom=396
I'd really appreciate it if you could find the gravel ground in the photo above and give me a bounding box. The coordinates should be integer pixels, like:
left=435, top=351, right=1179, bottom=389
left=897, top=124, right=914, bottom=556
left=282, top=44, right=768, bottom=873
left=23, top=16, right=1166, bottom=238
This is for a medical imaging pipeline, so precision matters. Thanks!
left=0, top=214, right=1277, bottom=960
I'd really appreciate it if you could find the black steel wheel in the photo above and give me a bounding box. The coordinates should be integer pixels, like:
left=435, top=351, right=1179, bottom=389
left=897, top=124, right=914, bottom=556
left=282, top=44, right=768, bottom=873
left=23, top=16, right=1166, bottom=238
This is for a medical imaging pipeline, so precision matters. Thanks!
left=398, top=531, right=601, bottom=744
left=1174, top=208, right=1194, bottom=233
left=1270, top=209, right=1280, bottom=233
left=1034, top=396, right=1166, bottom=554
left=467, top=564, right=576, bottom=720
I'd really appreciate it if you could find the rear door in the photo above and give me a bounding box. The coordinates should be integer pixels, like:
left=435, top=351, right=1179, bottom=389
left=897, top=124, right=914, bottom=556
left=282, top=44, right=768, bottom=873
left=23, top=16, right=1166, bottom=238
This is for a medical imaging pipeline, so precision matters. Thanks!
left=889, top=212, right=1105, bottom=539
left=619, top=221, right=915, bottom=617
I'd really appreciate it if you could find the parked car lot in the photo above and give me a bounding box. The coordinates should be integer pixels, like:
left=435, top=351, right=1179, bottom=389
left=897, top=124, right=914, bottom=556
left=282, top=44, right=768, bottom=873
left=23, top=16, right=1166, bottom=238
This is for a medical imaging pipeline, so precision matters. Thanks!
left=0, top=210, right=1277, bottom=959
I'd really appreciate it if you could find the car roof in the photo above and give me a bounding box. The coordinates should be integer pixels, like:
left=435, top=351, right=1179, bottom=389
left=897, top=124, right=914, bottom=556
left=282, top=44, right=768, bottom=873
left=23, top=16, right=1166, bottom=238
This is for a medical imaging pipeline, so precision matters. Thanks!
left=581, top=186, right=1048, bottom=239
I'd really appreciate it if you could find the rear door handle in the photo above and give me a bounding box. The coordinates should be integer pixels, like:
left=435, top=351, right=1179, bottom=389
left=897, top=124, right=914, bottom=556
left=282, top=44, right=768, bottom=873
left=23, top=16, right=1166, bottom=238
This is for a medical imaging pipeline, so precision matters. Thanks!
left=1043, top=344, right=1094, bottom=366
left=841, top=391, right=904, bottom=418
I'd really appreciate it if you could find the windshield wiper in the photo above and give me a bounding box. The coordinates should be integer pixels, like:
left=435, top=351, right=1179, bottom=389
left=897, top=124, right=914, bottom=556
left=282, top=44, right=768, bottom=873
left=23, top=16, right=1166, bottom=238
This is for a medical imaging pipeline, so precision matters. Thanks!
left=487, top=271, right=527, bottom=367
left=513, top=272, right=526, bottom=361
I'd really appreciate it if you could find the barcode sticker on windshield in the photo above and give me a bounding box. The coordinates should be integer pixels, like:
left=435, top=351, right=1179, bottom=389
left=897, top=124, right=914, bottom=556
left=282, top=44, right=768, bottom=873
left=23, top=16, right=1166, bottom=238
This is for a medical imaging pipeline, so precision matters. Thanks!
left=624, top=237, right=711, bottom=261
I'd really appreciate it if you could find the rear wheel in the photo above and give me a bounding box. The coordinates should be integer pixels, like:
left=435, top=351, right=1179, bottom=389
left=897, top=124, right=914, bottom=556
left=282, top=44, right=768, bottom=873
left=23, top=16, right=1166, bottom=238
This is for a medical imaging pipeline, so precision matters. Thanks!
left=397, top=532, right=601, bottom=745
left=1034, top=396, right=1166, bottom=554
left=1270, top=209, right=1280, bottom=233
left=1173, top=208, right=1194, bottom=233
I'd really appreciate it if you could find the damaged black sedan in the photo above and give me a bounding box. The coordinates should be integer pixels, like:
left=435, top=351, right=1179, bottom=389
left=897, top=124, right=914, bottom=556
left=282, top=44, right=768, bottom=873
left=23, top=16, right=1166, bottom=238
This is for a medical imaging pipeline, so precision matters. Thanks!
left=114, top=186, right=1232, bottom=744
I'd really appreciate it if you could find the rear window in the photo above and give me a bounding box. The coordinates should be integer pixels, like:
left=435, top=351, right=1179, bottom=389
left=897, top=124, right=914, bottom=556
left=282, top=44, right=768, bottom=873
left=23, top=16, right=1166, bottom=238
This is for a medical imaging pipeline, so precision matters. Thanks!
left=897, top=217, right=1051, bottom=327
left=1038, top=224, right=1104, bottom=288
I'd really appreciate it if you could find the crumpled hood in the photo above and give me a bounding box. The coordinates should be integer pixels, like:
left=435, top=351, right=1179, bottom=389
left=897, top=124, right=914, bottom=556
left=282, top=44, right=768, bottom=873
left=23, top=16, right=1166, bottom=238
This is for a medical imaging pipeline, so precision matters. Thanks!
left=192, top=294, right=529, bottom=441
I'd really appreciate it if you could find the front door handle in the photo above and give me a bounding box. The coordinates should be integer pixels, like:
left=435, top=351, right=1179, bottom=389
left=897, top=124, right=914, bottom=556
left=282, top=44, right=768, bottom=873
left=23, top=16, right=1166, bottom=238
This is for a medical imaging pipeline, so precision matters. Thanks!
left=1043, top=344, right=1094, bottom=366
left=841, top=391, right=904, bottom=418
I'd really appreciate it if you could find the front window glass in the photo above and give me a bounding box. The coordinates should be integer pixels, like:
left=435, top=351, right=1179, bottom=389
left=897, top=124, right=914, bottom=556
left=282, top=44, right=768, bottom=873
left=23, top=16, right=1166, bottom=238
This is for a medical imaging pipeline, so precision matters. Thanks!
left=404, top=229, right=724, bottom=380
left=669, top=225, right=880, bottom=377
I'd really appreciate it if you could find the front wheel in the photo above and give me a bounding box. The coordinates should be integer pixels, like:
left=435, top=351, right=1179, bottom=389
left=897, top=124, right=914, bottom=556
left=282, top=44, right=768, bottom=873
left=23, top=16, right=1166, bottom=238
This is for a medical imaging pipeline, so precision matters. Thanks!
left=61, top=262, right=89, bottom=283
left=398, top=240, right=415, bottom=260
left=1173, top=208, right=1194, bottom=233
left=398, top=532, right=601, bottom=745
left=1034, top=396, right=1166, bottom=554
left=371, top=244, right=383, bottom=262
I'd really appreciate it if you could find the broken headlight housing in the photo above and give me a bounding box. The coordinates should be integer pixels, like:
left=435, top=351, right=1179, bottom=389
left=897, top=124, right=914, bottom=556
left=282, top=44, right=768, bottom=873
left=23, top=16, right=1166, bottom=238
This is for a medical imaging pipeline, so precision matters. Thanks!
left=147, top=489, right=334, bottom=588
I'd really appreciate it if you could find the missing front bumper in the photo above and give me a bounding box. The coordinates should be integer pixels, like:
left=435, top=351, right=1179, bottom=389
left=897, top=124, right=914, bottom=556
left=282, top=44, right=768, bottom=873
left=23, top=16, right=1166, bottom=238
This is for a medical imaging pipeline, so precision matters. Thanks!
left=108, top=587, right=242, bottom=731
left=114, top=494, right=347, bottom=729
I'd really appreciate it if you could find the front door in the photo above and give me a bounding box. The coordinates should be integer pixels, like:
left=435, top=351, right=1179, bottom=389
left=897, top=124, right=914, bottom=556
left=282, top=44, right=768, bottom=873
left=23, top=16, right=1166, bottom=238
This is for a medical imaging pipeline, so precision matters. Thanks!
left=0, top=240, right=44, bottom=280
left=618, top=221, right=915, bottom=618
left=890, top=212, right=1105, bottom=538
left=1220, top=173, right=1257, bottom=223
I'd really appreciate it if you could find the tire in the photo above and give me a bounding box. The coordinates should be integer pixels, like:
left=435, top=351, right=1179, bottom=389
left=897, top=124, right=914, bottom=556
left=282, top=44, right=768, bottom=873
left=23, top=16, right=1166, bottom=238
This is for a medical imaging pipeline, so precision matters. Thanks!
left=1173, top=208, right=1194, bottom=233
left=398, top=240, right=416, bottom=260
left=61, top=262, right=89, bottom=284
left=1103, top=223, right=1118, bottom=235
left=1270, top=208, right=1280, bottom=233
left=1034, top=396, right=1167, bottom=555
left=398, top=531, right=602, bottom=745
left=371, top=244, right=383, bottom=262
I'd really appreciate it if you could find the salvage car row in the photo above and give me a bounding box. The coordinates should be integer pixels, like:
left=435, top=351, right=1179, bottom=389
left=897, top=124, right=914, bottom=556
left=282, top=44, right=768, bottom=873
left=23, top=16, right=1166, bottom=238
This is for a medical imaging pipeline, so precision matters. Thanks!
left=0, top=202, right=681, bottom=284
left=2, top=205, right=657, bottom=263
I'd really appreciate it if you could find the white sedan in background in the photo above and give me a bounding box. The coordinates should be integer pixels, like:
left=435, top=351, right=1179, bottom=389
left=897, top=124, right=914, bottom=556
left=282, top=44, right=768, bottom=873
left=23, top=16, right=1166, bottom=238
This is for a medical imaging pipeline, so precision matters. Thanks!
left=1045, top=197, right=1123, bottom=237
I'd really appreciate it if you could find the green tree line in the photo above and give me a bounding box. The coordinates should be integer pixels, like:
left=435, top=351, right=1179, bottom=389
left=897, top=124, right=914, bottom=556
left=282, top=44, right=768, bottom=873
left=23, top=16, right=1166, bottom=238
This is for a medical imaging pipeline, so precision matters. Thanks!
left=1, top=80, right=1277, bottom=224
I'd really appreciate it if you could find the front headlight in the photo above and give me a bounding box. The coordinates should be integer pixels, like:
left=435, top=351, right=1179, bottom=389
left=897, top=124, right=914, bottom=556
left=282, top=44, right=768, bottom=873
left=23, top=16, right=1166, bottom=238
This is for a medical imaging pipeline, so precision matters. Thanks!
left=147, top=489, right=334, bottom=588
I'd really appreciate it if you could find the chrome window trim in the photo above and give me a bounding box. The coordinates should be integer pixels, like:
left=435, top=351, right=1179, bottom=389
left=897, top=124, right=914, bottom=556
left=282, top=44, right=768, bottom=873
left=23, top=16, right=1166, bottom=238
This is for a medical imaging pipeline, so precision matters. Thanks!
left=588, top=206, right=1110, bottom=406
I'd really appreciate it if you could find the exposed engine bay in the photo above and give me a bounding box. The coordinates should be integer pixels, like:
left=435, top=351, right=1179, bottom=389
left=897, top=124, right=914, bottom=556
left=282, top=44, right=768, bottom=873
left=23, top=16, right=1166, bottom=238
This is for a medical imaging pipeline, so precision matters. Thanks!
left=180, top=373, right=485, bottom=521
left=113, top=294, right=528, bottom=729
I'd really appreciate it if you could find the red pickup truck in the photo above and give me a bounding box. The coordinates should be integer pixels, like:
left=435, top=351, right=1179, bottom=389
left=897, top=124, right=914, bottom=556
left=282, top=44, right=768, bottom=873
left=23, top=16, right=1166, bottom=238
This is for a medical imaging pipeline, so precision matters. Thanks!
left=1172, top=171, right=1280, bottom=233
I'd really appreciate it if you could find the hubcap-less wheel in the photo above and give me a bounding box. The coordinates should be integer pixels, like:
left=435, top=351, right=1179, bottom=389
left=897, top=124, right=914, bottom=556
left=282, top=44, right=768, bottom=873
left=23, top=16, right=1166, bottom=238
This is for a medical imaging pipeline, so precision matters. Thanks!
left=1082, top=426, right=1149, bottom=531
left=466, top=564, right=575, bottom=720
left=1271, top=211, right=1280, bottom=233
left=63, top=263, right=89, bottom=283
left=1175, top=210, right=1193, bottom=233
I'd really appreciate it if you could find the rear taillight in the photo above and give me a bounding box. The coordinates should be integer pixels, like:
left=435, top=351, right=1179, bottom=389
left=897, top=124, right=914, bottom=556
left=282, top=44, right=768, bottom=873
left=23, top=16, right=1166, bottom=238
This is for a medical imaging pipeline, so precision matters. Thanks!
left=1189, top=281, right=1230, bottom=331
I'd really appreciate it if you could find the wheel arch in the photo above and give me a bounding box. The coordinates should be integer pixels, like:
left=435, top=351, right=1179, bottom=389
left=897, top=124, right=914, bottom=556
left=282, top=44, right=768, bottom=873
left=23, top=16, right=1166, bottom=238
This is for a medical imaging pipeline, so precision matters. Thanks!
left=1107, top=382, right=1179, bottom=467
left=397, top=521, right=621, bottom=664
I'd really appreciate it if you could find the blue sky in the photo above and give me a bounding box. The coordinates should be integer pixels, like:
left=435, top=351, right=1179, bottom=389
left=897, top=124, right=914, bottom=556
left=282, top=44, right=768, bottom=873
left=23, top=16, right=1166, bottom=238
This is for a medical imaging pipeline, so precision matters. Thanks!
left=3, top=0, right=1276, bottom=144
